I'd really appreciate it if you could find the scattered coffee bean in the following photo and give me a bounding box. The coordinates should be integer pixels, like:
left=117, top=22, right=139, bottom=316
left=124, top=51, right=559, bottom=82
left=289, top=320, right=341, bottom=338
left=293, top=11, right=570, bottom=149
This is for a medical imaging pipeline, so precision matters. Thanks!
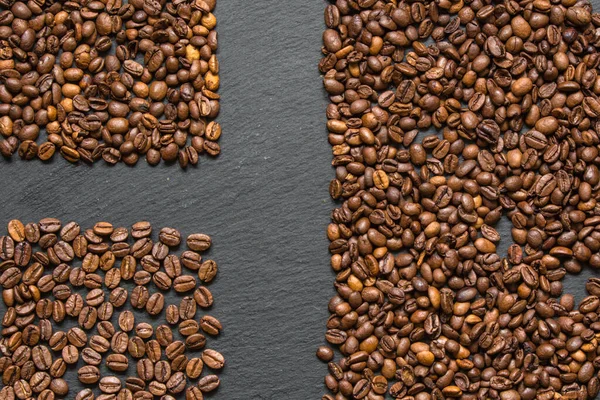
left=0, top=220, right=224, bottom=398
left=321, top=1, right=600, bottom=399
left=0, top=1, right=221, bottom=167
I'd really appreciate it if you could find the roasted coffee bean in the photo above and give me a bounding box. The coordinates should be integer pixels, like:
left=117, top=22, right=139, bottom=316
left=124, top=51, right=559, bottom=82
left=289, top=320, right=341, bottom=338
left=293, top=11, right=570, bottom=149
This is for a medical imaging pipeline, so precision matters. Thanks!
left=193, top=287, right=214, bottom=308
left=61, top=345, right=79, bottom=364
left=178, top=319, right=199, bottom=336
left=76, top=389, right=94, bottom=400
left=66, top=327, right=87, bottom=347
left=0, top=3, right=221, bottom=167
left=146, top=293, right=164, bottom=316
left=49, top=378, right=68, bottom=396
left=319, top=2, right=600, bottom=399
left=0, top=220, right=224, bottom=396
left=118, top=311, right=135, bottom=332
left=96, top=321, right=115, bottom=339
left=316, top=346, right=334, bottom=362
left=198, top=260, right=217, bottom=283
left=166, top=305, right=180, bottom=325
left=130, top=286, right=149, bottom=309
left=185, top=334, right=207, bottom=350
left=48, top=331, right=68, bottom=351
left=185, top=386, right=204, bottom=400
left=49, top=359, right=66, bottom=378
left=201, top=349, right=224, bottom=370
left=128, top=336, right=146, bottom=359
left=155, top=325, right=173, bottom=348
left=136, top=358, right=154, bottom=381
left=145, top=340, right=162, bottom=364
left=131, top=222, right=152, bottom=239
left=125, top=377, right=145, bottom=393
left=81, top=348, right=102, bottom=366
left=109, top=287, right=128, bottom=307
left=199, top=316, right=222, bottom=336
left=179, top=297, right=197, bottom=320
left=166, top=372, right=186, bottom=394
left=99, top=376, right=122, bottom=394
left=185, top=358, right=203, bottom=380
left=197, top=375, right=220, bottom=393
left=7, top=220, right=25, bottom=242
left=89, top=335, right=110, bottom=353
left=173, top=276, right=196, bottom=293
left=106, top=354, right=129, bottom=372
left=154, top=360, right=171, bottom=383
left=181, top=251, right=202, bottom=271
left=186, top=234, right=212, bottom=252
left=152, top=271, right=172, bottom=290
left=111, top=332, right=129, bottom=354
left=78, top=365, right=100, bottom=384
left=136, top=323, right=154, bottom=340
left=159, top=228, right=181, bottom=247
left=165, top=341, right=185, bottom=361
left=163, top=255, right=182, bottom=278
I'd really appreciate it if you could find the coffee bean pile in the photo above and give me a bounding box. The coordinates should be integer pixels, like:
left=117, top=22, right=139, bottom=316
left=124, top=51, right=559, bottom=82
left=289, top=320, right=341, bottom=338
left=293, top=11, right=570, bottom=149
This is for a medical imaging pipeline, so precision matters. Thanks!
left=0, top=0, right=221, bottom=167
left=0, top=219, right=224, bottom=400
left=320, top=0, right=600, bottom=399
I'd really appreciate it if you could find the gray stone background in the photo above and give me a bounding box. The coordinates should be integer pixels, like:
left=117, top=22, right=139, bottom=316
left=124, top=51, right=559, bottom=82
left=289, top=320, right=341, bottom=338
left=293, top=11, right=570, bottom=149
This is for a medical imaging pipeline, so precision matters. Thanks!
left=0, top=1, right=598, bottom=399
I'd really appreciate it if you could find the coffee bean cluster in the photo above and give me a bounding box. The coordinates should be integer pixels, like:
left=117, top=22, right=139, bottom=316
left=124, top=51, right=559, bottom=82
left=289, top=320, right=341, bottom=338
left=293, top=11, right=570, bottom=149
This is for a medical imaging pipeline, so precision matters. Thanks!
left=0, top=0, right=221, bottom=167
left=320, top=0, right=600, bottom=399
left=0, top=219, right=224, bottom=400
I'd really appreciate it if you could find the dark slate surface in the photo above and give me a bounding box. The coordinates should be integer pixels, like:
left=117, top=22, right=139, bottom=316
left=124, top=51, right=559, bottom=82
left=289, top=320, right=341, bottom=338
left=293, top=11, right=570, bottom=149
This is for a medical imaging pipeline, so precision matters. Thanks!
left=0, top=1, right=333, bottom=398
left=1, top=1, right=600, bottom=399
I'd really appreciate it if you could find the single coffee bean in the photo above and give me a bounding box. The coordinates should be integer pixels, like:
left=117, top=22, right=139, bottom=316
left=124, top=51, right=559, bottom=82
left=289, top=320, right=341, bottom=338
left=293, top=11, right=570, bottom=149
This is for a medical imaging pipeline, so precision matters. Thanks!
left=165, top=341, right=186, bottom=361
left=198, top=260, right=217, bottom=283
left=166, top=305, right=180, bottom=325
left=7, top=220, right=25, bottom=242
left=185, top=334, right=207, bottom=350
left=135, top=323, right=154, bottom=340
left=185, top=386, right=204, bottom=400
left=106, top=354, right=129, bottom=372
left=81, top=348, right=102, bottom=366
left=201, top=349, right=224, bottom=370
left=193, top=287, right=214, bottom=308
left=178, top=319, right=199, bottom=336
left=154, top=360, right=171, bottom=383
left=145, top=340, right=162, bottom=364
left=131, top=222, right=152, bottom=239
left=173, top=276, right=196, bottom=293
left=186, top=234, right=212, bottom=252
left=199, top=316, right=222, bottom=336
left=155, top=325, right=173, bottom=347
left=78, top=365, right=100, bottom=384
left=185, top=358, right=203, bottom=379
left=130, top=286, right=149, bottom=309
left=166, top=372, right=186, bottom=394
left=159, top=228, right=181, bottom=247
left=99, top=376, right=122, bottom=394
left=179, top=297, right=197, bottom=320
left=180, top=251, right=202, bottom=270
left=118, top=311, right=135, bottom=332
left=146, top=293, right=165, bottom=316
left=137, top=358, right=154, bottom=382
left=198, top=375, right=220, bottom=393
